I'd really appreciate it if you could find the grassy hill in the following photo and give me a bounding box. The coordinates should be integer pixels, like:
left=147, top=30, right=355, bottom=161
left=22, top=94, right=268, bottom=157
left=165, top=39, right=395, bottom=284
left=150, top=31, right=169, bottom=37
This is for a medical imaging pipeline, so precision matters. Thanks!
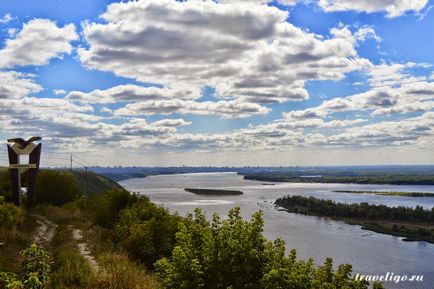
left=70, top=170, right=123, bottom=196
left=0, top=167, right=123, bottom=207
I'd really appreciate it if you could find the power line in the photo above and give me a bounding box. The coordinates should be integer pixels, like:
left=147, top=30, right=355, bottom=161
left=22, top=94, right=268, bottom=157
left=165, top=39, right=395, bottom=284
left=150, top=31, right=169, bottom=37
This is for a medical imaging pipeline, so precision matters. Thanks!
left=72, top=154, right=93, bottom=166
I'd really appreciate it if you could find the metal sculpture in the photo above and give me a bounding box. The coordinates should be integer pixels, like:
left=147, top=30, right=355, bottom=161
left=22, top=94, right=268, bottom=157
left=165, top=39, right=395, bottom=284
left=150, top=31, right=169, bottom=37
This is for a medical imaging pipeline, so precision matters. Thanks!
left=7, top=137, right=42, bottom=208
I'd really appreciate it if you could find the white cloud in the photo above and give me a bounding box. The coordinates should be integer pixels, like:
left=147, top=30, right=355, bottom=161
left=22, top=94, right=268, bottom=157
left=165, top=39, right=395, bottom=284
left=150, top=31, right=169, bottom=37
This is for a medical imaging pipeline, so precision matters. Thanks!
left=367, top=62, right=426, bottom=87
left=354, top=26, right=382, bottom=43
left=53, top=89, right=66, bottom=95
left=78, top=0, right=371, bottom=105
left=276, top=0, right=298, bottom=5
left=318, top=0, right=429, bottom=18
left=0, top=71, right=42, bottom=99
left=66, top=84, right=200, bottom=104
left=0, top=13, right=13, bottom=24
left=114, top=99, right=270, bottom=119
left=219, top=0, right=298, bottom=5
left=100, top=107, right=113, bottom=114
left=7, top=28, right=18, bottom=37
left=0, top=19, right=78, bottom=68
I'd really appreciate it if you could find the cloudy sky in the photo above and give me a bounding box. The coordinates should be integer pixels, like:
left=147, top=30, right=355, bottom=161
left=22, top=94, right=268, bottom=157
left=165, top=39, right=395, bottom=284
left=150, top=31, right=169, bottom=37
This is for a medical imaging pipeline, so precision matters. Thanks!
left=0, top=0, right=434, bottom=167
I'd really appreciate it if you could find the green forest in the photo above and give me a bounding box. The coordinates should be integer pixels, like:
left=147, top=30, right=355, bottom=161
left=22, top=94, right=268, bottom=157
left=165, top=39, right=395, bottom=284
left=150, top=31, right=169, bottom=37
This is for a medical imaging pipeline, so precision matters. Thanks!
left=275, top=195, right=434, bottom=243
left=242, top=170, right=434, bottom=185
left=0, top=168, right=385, bottom=289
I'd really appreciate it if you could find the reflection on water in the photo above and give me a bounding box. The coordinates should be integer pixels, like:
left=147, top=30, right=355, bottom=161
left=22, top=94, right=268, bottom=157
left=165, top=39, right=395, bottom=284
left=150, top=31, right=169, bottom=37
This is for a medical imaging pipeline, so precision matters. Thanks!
left=120, top=172, right=434, bottom=289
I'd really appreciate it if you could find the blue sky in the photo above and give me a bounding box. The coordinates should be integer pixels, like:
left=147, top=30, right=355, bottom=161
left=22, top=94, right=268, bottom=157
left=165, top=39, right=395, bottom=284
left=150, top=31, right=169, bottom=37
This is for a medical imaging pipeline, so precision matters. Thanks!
left=0, top=0, right=434, bottom=166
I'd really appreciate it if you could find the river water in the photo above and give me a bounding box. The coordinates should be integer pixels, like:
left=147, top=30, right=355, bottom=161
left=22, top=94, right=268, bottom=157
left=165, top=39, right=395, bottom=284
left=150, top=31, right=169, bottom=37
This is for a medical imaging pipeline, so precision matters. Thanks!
left=120, top=172, right=434, bottom=289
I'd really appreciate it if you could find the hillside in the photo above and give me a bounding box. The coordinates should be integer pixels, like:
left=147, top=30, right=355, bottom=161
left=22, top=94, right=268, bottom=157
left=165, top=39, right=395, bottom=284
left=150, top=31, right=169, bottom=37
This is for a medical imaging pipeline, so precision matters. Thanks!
left=70, top=170, right=123, bottom=196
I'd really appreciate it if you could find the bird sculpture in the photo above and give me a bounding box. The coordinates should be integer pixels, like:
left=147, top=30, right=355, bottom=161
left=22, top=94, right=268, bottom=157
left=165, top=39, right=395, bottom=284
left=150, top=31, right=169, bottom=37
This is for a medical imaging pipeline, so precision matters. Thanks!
left=7, top=137, right=42, bottom=149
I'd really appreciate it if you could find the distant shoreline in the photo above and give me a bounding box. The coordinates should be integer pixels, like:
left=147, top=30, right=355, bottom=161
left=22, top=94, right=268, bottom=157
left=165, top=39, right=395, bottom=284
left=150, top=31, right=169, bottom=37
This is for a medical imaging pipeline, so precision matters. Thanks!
left=275, top=195, right=434, bottom=244
left=242, top=174, right=434, bottom=186
left=333, top=190, right=434, bottom=197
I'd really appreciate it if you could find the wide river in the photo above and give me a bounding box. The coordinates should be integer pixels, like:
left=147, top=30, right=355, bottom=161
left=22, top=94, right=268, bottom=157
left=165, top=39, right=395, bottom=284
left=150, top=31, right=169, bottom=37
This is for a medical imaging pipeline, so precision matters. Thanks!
left=120, top=172, right=434, bottom=289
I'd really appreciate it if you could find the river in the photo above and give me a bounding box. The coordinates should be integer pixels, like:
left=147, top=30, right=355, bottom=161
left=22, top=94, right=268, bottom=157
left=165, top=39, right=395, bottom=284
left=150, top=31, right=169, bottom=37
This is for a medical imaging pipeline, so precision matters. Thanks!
left=120, top=172, right=434, bottom=289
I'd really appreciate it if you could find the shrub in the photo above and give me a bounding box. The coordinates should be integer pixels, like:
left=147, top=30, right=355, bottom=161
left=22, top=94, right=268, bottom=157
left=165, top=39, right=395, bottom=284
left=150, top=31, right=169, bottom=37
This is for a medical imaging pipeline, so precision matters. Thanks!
left=0, top=244, right=50, bottom=289
left=0, top=196, right=25, bottom=241
left=36, top=170, right=79, bottom=206
left=155, top=207, right=381, bottom=289
left=0, top=170, right=13, bottom=202
left=115, top=197, right=181, bottom=268
left=87, top=189, right=139, bottom=229
left=20, top=244, right=50, bottom=289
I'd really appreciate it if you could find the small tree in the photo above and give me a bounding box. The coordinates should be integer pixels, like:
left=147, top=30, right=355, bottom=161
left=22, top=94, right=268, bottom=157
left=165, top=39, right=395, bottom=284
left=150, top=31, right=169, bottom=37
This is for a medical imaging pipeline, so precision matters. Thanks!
left=0, top=244, right=50, bottom=289
left=36, top=170, right=79, bottom=206
left=156, top=207, right=382, bottom=289
left=0, top=196, right=25, bottom=241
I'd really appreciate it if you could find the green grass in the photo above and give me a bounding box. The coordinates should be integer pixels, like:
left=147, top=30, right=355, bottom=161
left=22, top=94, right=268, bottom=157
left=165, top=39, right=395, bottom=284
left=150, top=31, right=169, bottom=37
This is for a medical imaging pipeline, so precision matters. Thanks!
left=71, top=171, right=124, bottom=197
left=51, top=224, right=97, bottom=289
left=42, top=203, right=160, bottom=289
left=0, top=214, right=38, bottom=273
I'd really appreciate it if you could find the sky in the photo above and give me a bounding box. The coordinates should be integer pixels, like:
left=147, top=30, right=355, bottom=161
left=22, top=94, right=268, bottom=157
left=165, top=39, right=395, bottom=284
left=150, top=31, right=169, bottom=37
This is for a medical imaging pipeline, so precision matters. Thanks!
left=0, top=0, right=434, bottom=167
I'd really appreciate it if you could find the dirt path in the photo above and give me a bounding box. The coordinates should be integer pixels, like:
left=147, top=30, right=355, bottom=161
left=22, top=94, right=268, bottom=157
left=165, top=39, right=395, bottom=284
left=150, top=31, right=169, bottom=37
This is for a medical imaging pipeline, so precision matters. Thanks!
left=31, top=214, right=57, bottom=247
left=30, top=214, right=99, bottom=272
left=71, top=227, right=99, bottom=272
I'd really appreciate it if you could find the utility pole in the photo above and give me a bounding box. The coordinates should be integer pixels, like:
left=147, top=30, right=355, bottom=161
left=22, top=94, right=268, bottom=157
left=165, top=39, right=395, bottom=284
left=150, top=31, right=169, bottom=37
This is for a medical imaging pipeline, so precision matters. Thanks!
left=70, top=154, right=73, bottom=172
left=84, top=166, right=88, bottom=218
left=84, top=166, right=88, bottom=199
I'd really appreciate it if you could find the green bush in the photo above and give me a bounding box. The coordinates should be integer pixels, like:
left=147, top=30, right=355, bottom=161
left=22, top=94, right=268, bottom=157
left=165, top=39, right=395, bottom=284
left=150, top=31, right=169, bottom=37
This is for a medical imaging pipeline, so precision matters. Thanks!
left=115, top=197, right=181, bottom=268
left=0, top=170, right=13, bottom=202
left=36, top=170, right=80, bottom=206
left=0, top=196, right=25, bottom=241
left=86, top=189, right=139, bottom=229
left=0, top=244, right=50, bottom=289
left=155, top=208, right=382, bottom=289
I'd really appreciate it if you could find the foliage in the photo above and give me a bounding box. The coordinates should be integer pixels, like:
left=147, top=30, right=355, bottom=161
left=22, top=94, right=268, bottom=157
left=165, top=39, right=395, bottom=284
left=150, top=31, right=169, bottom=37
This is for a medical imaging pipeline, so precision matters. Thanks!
left=155, top=208, right=378, bottom=289
left=0, top=170, right=13, bottom=203
left=86, top=189, right=139, bottom=229
left=0, top=244, right=50, bottom=289
left=275, top=195, right=434, bottom=223
left=0, top=196, right=25, bottom=241
left=20, top=244, right=50, bottom=289
left=243, top=170, right=434, bottom=185
left=36, top=170, right=80, bottom=206
left=115, top=196, right=181, bottom=268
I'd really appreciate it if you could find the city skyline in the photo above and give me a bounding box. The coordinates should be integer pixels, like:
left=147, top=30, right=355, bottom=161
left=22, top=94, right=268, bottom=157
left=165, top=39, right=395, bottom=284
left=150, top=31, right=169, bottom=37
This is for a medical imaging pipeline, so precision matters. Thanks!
left=1, top=0, right=434, bottom=166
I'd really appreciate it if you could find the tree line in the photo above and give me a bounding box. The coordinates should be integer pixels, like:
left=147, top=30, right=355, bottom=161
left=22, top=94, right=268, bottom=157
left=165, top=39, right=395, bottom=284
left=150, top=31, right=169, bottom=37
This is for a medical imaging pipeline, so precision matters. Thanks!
left=275, top=195, right=434, bottom=223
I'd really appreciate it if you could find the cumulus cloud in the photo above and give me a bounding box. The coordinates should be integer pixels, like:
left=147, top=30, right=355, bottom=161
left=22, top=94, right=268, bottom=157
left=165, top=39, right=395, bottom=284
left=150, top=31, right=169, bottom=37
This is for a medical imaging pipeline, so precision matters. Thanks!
left=317, top=0, right=429, bottom=18
left=0, top=13, right=13, bottom=24
left=326, top=112, right=434, bottom=146
left=354, top=26, right=382, bottom=43
left=53, top=89, right=66, bottom=95
left=78, top=0, right=370, bottom=105
left=367, top=62, right=426, bottom=87
left=66, top=84, right=200, bottom=104
left=0, top=19, right=78, bottom=68
left=0, top=71, right=42, bottom=99
left=114, top=99, right=270, bottom=119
